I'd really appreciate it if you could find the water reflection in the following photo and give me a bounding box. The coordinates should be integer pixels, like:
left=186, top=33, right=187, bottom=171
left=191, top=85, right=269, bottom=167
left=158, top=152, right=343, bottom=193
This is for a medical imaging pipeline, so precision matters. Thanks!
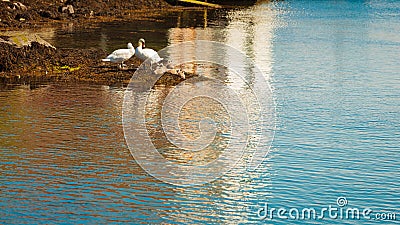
left=3, top=2, right=278, bottom=224
left=0, top=1, right=284, bottom=223
left=10, top=1, right=400, bottom=224
left=0, top=84, right=180, bottom=223
left=2, top=0, right=399, bottom=223
left=167, top=3, right=277, bottom=84
left=145, top=85, right=231, bottom=165
left=139, top=2, right=277, bottom=223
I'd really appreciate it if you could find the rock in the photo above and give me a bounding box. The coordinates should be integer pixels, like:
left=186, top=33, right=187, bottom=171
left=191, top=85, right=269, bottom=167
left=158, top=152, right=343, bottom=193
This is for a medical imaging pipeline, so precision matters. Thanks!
left=61, top=4, right=74, bottom=14
left=4, top=1, right=27, bottom=10
left=0, top=41, right=56, bottom=72
left=13, top=2, right=27, bottom=10
left=0, top=32, right=56, bottom=49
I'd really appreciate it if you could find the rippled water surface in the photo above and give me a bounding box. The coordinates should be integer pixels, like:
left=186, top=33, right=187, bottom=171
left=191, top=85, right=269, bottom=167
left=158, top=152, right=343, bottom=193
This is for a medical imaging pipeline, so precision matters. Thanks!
left=1, top=0, right=400, bottom=224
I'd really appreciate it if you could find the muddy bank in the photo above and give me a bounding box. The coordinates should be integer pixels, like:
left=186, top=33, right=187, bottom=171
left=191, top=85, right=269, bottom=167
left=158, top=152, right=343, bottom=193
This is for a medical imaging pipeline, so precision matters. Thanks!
left=0, top=0, right=173, bottom=28
left=0, top=39, right=193, bottom=86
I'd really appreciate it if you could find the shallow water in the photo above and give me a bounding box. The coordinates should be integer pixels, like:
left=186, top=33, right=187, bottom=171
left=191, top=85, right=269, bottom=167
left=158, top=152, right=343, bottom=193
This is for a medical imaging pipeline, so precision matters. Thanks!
left=1, top=0, right=400, bottom=224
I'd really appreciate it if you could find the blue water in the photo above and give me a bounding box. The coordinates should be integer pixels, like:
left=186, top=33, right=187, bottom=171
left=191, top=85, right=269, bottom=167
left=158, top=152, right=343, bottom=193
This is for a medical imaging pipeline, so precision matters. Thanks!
left=270, top=1, right=400, bottom=224
left=1, top=0, right=399, bottom=224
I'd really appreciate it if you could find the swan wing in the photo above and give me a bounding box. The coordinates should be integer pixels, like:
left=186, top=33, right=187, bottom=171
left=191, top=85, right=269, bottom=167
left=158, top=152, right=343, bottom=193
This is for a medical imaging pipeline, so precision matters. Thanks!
left=142, top=49, right=162, bottom=62
left=111, top=49, right=134, bottom=59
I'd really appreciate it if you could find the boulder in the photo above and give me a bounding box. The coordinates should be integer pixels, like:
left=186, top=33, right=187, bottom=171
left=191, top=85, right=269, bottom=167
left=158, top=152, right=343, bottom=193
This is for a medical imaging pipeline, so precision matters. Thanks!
left=0, top=31, right=56, bottom=49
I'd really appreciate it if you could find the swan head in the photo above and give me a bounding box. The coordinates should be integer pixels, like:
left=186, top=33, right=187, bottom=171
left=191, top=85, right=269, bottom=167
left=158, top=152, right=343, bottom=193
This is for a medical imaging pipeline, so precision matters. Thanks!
left=138, top=38, right=145, bottom=48
left=127, top=43, right=134, bottom=49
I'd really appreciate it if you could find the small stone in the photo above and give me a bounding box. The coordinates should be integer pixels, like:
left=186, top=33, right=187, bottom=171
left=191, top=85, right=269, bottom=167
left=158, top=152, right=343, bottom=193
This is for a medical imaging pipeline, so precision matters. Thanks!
left=19, top=17, right=25, bottom=21
left=61, top=5, right=74, bottom=14
left=13, top=2, right=27, bottom=10
left=178, top=70, right=186, bottom=79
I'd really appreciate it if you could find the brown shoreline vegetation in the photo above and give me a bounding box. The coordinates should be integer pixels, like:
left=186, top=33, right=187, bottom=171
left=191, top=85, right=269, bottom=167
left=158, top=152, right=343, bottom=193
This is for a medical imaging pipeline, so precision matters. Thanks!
left=0, top=0, right=195, bottom=86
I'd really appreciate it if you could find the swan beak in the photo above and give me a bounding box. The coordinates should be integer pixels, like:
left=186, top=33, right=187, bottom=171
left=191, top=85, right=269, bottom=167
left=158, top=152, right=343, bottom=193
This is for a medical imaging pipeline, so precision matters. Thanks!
left=143, top=44, right=146, bottom=48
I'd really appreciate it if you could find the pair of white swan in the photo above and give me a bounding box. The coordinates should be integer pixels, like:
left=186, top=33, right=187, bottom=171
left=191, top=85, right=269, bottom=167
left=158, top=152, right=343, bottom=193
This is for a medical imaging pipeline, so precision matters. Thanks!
left=101, top=38, right=161, bottom=69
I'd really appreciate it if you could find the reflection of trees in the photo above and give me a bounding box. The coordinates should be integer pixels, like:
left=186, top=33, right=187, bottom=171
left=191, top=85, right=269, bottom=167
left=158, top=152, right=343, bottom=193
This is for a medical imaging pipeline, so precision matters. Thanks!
left=167, top=2, right=276, bottom=89
left=225, top=2, right=276, bottom=88
left=49, top=10, right=216, bottom=51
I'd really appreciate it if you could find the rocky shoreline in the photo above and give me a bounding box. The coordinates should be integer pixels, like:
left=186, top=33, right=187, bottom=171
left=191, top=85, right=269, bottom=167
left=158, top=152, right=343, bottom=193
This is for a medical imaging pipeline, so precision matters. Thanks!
left=0, top=38, right=192, bottom=86
left=0, top=0, right=173, bottom=29
left=0, top=0, right=200, bottom=86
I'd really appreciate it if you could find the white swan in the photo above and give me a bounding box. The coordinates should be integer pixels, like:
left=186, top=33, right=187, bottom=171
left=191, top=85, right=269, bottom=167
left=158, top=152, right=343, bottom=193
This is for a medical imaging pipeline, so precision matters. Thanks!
left=135, top=38, right=162, bottom=65
left=135, top=38, right=184, bottom=79
left=102, top=43, right=135, bottom=68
